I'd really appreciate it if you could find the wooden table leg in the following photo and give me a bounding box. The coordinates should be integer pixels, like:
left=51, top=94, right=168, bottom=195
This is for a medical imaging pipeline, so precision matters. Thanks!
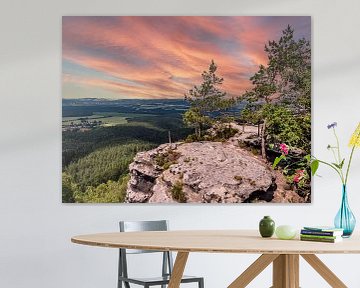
left=228, top=254, right=279, bottom=288
left=168, top=252, right=189, bottom=288
left=288, top=255, right=299, bottom=288
left=272, top=254, right=299, bottom=288
left=301, top=254, right=347, bottom=288
left=273, top=254, right=286, bottom=287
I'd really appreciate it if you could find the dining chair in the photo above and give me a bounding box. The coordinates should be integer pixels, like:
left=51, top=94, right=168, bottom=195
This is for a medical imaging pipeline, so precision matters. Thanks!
left=118, top=220, right=204, bottom=288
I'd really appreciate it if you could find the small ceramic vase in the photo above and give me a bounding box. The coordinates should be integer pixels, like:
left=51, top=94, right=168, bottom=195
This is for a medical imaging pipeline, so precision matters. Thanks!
left=259, top=216, right=275, bottom=238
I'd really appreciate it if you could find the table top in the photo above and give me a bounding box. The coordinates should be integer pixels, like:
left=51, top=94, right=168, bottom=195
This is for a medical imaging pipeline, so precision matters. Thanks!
left=71, top=230, right=360, bottom=254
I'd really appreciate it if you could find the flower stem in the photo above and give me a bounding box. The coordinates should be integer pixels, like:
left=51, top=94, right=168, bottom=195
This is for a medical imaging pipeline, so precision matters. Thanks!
left=345, top=145, right=356, bottom=185
left=333, top=128, right=342, bottom=163
left=332, top=128, right=345, bottom=181
left=330, top=148, right=338, bottom=164
left=316, top=159, right=345, bottom=184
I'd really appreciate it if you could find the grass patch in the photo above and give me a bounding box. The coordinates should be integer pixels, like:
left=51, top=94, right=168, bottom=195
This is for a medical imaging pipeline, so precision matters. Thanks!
left=171, top=181, right=186, bottom=203
left=234, top=175, right=243, bottom=183
left=250, top=147, right=259, bottom=155
left=185, top=126, right=238, bottom=143
left=155, top=149, right=181, bottom=170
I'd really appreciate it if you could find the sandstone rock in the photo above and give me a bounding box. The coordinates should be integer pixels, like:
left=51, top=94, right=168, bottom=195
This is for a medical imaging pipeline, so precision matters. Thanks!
left=126, top=129, right=279, bottom=203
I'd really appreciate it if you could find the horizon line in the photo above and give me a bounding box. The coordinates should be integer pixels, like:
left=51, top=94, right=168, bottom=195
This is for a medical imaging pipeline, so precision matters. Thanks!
left=62, top=97, right=187, bottom=100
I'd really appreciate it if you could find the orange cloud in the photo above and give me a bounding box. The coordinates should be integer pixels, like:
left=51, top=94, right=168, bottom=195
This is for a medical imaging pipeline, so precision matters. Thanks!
left=62, top=16, right=310, bottom=99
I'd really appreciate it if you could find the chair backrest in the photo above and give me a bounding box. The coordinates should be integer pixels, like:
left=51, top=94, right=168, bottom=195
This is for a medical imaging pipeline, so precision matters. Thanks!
left=118, top=220, right=173, bottom=283
left=119, top=220, right=169, bottom=254
left=120, top=220, right=168, bottom=232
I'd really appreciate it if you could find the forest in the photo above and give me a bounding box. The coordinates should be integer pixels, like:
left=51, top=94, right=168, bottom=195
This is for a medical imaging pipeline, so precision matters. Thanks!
left=62, top=25, right=311, bottom=203
left=62, top=105, right=194, bottom=202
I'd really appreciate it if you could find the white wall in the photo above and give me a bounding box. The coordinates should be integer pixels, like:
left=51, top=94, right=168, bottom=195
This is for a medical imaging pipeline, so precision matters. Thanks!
left=1, top=0, right=360, bottom=287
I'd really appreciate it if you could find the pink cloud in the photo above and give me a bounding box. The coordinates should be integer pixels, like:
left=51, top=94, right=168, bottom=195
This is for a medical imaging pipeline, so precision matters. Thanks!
left=62, top=16, right=310, bottom=99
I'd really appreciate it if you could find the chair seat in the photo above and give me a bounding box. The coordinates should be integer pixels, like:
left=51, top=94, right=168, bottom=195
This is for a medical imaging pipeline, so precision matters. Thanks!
left=119, top=274, right=203, bottom=285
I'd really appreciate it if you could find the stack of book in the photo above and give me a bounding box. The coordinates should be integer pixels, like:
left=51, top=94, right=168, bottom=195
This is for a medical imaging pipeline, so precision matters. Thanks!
left=300, top=226, right=344, bottom=243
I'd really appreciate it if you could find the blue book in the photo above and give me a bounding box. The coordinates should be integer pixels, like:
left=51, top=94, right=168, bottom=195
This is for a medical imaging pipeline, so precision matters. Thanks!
left=302, top=226, right=343, bottom=237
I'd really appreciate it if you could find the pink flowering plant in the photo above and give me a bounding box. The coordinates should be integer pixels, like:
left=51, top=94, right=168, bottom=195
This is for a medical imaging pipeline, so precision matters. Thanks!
left=272, top=143, right=289, bottom=168
left=293, top=169, right=305, bottom=184
left=272, top=143, right=311, bottom=193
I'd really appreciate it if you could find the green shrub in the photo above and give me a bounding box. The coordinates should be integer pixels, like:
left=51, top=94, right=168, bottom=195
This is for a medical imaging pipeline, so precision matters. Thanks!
left=212, top=126, right=238, bottom=141
left=62, top=172, right=77, bottom=203
left=251, top=148, right=259, bottom=155
left=234, top=175, right=243, bottom=183
left=74, top=175, right=129, bottom=203
left=263, top=104, right=311, bottom=152
left=171, top=181, right=186, bottom=203
left=185, top=133, right=201, bottom=143
left=155, top=149, right=181, bottom=170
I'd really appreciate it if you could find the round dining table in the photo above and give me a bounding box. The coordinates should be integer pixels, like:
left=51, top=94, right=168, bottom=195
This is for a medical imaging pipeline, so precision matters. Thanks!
left=72, top=230, right=360, bottom=288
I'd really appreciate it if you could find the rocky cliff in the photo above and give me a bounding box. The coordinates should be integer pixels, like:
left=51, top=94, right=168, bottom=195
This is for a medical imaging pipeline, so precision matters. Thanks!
left=125, top=124, right=303, bottom=203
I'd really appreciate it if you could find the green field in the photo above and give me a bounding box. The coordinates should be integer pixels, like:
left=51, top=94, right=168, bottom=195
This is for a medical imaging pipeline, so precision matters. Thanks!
left=101, top=116, right=128, bottom=126
left=62, top=112, right=159, bottom=127
left=62, top=114, right=102, bottom=123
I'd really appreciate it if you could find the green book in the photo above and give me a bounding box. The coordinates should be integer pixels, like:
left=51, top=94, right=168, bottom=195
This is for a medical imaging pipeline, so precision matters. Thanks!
left=300, top=236, right=342, bottom=243
left=300, top=234, right=339, bottom=240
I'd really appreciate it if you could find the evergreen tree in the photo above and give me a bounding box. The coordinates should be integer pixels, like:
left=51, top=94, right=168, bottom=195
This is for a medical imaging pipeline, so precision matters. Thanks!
left=241, top=25, right=311, bottom=158
left=184, top=60, right=234, bottom=138
left=62, top=172, right=78, bottom=203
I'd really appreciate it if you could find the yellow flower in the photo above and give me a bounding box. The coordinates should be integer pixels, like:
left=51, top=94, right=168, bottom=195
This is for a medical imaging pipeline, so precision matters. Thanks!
left=349, top=122, right=360, bottom=147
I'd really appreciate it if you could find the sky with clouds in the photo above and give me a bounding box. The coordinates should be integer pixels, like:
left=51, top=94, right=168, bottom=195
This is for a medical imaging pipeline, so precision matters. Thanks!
left=62, top=16, right=311, bottom=100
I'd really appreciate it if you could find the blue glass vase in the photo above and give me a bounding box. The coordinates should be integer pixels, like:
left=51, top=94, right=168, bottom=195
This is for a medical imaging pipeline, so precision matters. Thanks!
left=334, top=185, right=356, bottom=237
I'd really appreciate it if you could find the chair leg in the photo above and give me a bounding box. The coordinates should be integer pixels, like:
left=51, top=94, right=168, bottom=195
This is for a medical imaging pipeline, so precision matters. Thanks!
left=198, top=278, right=204, bottom=288
left=118, top=250, right=122, bottom=288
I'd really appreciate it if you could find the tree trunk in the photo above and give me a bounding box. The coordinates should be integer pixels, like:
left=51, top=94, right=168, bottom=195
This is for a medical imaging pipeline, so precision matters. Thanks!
left=195, top=125, right=201, bottom=139
left=261, top=119, right=267, bottom=160
left=168, top=130, right=172, bottom=145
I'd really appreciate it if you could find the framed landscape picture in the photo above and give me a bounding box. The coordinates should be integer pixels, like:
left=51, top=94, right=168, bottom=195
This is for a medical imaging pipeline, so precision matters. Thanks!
left=62, top=16, right=311, bottom=203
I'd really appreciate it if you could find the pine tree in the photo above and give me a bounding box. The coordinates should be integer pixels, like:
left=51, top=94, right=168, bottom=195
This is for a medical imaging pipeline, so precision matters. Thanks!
left=184, top=60, right=233, bottom=138
left=241, top=25, right=311, bottom=159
